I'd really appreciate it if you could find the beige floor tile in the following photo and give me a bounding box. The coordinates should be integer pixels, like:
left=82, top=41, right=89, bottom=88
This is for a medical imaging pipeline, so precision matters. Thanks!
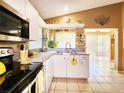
left=78, top=79, right=89, bottom=84
left=93, top=91, right=108, bottom=93
left=49, top=90, right=54, bottom=93
left=68, top=79, right=78, bottom=82
left=95, top=77, right=106, bottom=83
left=88, top=77, right=98, bottom=83
left=55, top=90, right=67, bottom=93
left=55, top=80, right=67, bottom=90
left=57, top=78, right=67, bottom=82
left=104, top=77, right=115, bottom=83
left=50, top=80, right=56, bottom=90
left=81, top=92, right=94, bottom=93
left=67, top=80, right=79, bottom=91
left=68, top=91, right=80, bottom=93
left=117, top=84, right=124, bottom=92
left=78, top=83, right=93, bottom=92
left=100, top=83, right=119, bottom=93
left=89, top=83, right=105, bottom=92
left=113, top=78, right=124, bottom=84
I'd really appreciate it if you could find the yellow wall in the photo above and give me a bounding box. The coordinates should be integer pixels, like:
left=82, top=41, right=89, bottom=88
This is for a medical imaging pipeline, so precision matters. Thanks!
left=45, top=3, right=122, bottom=28
left=45, top=3, right=124, bottom=71
left=122, top=2, right=124, bottom=71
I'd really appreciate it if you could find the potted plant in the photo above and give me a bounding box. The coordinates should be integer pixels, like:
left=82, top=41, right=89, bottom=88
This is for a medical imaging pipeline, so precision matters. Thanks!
left=48, top=40, right=58, bottom=48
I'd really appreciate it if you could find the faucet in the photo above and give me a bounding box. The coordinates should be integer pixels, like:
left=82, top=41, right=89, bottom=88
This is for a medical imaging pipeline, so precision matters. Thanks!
left=65, top=42, right=71, bottom=53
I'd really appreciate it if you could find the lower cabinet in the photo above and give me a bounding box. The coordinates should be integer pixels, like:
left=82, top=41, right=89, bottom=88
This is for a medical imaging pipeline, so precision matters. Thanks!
left=67, top=55, right=83, bottom=78
left=80, top=55, right=89, bottom=78
left=36, top=70, right=44, bottom=93
left=53, top=55, right=89, bottom=78
left=44, top=56, right=54, bottom=93
left=53, top=55, right=66, bottom=77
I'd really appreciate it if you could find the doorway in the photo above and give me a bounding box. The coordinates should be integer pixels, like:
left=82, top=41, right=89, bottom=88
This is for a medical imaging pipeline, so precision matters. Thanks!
left=84, top=28, right=118, bottom=70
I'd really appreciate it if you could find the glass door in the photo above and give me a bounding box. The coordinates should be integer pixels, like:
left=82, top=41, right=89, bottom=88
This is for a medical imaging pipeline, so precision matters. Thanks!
left=85, top=29, right=111, bottom=70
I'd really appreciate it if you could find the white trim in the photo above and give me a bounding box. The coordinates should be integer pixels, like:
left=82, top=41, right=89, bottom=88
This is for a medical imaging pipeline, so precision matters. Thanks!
left=43, top=24, right=85, bottom=28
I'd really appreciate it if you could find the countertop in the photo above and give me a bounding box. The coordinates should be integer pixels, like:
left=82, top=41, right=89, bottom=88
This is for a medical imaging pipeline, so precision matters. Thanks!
left=30, top=51, right=89, bottom=63
left=30, top=51, right=57, bottom=63
left=0, top=62, right=43, bottom=93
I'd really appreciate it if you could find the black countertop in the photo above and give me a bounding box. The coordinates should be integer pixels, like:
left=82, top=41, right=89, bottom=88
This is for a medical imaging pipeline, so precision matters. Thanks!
left=0, top=62, right=43, bottom=93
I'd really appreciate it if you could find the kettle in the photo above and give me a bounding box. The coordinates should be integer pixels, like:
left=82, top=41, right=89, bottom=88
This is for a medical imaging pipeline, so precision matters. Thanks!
left=0, top=62, right=6, bottom=75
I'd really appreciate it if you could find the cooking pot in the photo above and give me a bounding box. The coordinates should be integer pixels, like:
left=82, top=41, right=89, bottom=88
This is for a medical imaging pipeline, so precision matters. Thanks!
left=0, top=62, right=6, bottom=75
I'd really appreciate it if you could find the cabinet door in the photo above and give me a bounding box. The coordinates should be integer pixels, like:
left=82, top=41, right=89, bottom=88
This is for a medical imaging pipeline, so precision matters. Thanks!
left=53, top=55, right=66, bottom=77
left=67, top=55, right=84, bottom=78
left=37, top=70, right=44, bottom=93
left=26, top=0, right=41, bottom=41
left=80, top=55, right=89, bottom=78
left=44, top=57, right=54, bottom=93
left=4, top=0, right=26, bottom=16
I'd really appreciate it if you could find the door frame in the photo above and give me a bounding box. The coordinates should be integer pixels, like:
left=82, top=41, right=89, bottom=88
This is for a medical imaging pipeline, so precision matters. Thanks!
left=84, top=28, right=118, bottom=70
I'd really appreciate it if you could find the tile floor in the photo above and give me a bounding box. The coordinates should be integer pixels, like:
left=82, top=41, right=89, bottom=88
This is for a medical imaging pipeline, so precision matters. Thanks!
left=49, top=57, right=124, bottom=93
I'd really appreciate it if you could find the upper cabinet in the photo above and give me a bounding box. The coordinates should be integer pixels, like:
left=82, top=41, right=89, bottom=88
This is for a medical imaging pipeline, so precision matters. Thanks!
left=4, top=0, right=46, bottom=41
left=4, top=0, right=26, bottom=17
left=26, top=0, right=42, bottom=40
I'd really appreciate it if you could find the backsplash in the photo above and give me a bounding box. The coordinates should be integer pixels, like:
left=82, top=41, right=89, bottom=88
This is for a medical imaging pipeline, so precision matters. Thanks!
left=0, top=43, right=21, bottom=61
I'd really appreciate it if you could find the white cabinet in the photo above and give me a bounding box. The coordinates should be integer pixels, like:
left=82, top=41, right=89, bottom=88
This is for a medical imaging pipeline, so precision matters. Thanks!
left=53, top=55, right=66, bottom=77
left=4, top=0, right=46, bottom=41
left=79, top=55, right=89, bottom=78
left=53, top=55, right=89, bottom=79
left=37, top=70, right=44, bottom=93
left=26, top=0, right=42, bottom=41
left=44, top=56, right=54, bottom=93
left=67, top=55, right=83, bottom=78
left=4, top=0, right=26, bottom=16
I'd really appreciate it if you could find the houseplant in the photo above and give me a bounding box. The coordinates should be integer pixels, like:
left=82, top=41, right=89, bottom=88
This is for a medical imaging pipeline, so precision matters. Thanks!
left=48, top=40, right=58, bottom=48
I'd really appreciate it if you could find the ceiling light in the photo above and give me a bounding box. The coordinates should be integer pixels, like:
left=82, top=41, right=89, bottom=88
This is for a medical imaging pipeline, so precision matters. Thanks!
left=64, top=6, right=69, bottom=12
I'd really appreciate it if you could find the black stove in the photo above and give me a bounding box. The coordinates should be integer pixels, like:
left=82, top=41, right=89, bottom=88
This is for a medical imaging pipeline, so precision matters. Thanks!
left=0, top=47, right=43, bottom=93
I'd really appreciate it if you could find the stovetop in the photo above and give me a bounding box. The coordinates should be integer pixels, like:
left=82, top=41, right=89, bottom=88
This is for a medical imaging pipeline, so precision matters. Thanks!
left=0, top=62, right=43, bottom=93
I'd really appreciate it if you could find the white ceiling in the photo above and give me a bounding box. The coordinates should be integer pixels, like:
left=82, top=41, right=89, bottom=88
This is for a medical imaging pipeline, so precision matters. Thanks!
left=29, top=0, right=124, bottom=19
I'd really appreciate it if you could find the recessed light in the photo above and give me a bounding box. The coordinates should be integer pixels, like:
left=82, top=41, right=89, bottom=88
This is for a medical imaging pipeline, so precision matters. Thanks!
left=64, top=6, right=69, bottom=12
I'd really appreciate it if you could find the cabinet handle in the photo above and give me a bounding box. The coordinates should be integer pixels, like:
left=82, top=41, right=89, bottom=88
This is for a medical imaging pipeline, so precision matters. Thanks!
left=64, top=57, right=66, bottom=60
left=81, top=61, right=83, bottom=64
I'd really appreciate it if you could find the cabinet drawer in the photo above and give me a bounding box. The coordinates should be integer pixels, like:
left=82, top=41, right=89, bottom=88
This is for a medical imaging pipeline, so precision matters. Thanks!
left=79, top=56, right=88, bottom=60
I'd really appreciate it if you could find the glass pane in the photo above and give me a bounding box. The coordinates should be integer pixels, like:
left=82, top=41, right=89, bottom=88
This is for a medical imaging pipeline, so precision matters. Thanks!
left=0, top=9, right=21, bottom=36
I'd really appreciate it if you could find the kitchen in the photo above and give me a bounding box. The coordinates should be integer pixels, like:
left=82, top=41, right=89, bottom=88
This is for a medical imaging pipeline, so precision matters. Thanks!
left=0, top=0, right=124, bottom=93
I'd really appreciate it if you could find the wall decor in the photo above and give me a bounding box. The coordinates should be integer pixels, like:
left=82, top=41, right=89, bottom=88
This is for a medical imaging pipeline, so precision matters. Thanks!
left=66, top=19, right=71, bottom=23
left=94, top=15, right=110, bottom=26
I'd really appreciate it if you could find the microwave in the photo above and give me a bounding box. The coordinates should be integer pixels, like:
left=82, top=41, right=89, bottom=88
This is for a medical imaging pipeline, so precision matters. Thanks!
left=0, top=3, right=29, bottom=42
